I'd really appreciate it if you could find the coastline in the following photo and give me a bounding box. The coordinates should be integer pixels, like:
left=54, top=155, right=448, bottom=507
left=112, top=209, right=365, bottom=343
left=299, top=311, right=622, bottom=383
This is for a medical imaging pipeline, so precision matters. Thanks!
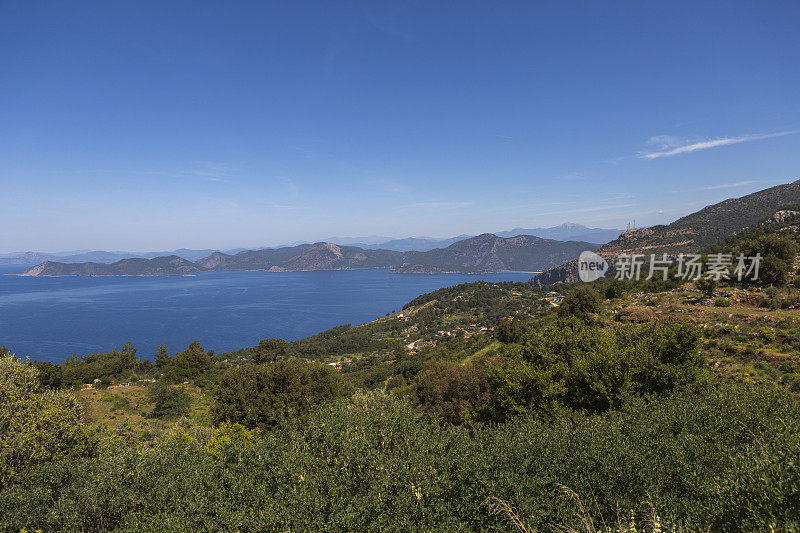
left=8, top=266, right=543, bottom=278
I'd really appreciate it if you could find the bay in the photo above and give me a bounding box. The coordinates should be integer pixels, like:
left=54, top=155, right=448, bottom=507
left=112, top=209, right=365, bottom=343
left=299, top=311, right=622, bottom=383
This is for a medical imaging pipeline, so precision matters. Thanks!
left=0, top=265, right=534, bottom=363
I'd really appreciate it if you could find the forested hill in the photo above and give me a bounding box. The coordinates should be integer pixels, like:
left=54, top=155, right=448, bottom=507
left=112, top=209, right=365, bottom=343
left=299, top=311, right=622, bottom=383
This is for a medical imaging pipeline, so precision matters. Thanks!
left=17, top=256, right=202, bottom=277
left=197, top=242, right=405, bottom=272
left=534, top=178, right=800, bottom=285
left=396, top=234, right=596, bottom=273
left=16, top=234, right=598, bottom=276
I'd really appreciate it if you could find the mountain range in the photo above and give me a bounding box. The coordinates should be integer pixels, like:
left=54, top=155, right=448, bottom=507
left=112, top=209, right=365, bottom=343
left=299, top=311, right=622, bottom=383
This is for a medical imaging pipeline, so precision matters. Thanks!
left=342, top=224, right=621, bottom=251
left=0, top=223, right=620, bottom=265
left=534, top=178, right=800, bottom=285
left=0, top=248, right=254, bottom=266
left=16, top=234, right=599, bottom=277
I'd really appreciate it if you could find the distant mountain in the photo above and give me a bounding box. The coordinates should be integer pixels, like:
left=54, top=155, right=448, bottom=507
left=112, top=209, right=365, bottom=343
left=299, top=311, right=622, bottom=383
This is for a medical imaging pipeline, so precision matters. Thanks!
left=534, top=178, right=800, bottom=285
left=396, top=234, right=599, bottom=273
left=1, top=224, right=620, bottom=265
left=354, top=235, right=472, bottom=252
left=197, top=243, right=403, bottom=272
left=494, top=223, right=622, bottom=244
left=139, top=249, right=221, bottom=262
left=18, top=234, right=596, bottom=277
left=321, top=236, right=395, bottom=246
left=0, top=248, right=232, bottom=265
left=18, top=256, right=203, bottom=277
left=0, top=252, right=60, bottom=265
left=272, top=224, right=620, bottom=252
left=350, top=225, right=620, bottom=250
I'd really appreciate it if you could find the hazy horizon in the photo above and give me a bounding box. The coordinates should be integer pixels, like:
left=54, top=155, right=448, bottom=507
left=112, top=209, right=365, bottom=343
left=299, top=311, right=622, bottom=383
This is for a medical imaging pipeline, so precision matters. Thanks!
left=1, top=220, right=624, bottom=255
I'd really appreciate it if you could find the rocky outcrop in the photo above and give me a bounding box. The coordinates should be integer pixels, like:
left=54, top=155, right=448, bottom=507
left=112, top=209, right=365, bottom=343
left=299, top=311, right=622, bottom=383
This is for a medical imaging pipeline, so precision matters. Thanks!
left=768, top=210, right=800, bottom=224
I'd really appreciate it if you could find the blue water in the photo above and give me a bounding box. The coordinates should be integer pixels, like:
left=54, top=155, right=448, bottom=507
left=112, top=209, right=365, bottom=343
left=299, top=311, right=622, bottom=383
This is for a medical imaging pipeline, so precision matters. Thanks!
left=0, top=265, right=534, bottom=363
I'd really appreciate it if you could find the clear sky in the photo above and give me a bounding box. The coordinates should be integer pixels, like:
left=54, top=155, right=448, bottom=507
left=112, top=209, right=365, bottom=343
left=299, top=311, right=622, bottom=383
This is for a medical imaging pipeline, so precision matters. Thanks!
left=2, top=1, right=799, bottom=252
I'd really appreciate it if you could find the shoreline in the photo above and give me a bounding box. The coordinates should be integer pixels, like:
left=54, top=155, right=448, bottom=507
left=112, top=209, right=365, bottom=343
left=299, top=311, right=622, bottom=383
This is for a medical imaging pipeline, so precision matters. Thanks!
left=7, top=267, right=542, bottom=278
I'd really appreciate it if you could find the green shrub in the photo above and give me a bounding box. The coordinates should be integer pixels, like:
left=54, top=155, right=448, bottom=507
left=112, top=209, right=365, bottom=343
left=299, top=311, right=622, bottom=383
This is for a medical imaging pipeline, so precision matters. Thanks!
left=484, top=317, right=704, bottom=419
left=413, top=361, right=491, bottom=425
left=715, top=297, right=732, bottom=307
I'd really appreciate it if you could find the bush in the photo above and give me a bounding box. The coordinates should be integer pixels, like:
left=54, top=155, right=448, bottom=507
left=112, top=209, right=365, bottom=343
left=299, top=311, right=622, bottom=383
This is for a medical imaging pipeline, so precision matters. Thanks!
left=413, top=361, right=491, bottom=424
left=2, top=385, right=798, bottom=532
left=60, top=342, right=144, bottom=386
left=696, top=277, right=717, bottom=297
left=485, top=317, right=704, bottom=418
left=715, top=297, right=732, bottom=307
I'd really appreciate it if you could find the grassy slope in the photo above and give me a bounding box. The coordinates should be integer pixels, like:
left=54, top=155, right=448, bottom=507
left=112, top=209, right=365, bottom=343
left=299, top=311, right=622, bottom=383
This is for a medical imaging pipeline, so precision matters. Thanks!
left=75, top=382, right=213, bottom=431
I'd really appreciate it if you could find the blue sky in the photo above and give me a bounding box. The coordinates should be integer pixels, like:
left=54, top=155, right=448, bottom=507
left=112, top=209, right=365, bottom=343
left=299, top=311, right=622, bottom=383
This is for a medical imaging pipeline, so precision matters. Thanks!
left=2, top=1, right=799, bottom=252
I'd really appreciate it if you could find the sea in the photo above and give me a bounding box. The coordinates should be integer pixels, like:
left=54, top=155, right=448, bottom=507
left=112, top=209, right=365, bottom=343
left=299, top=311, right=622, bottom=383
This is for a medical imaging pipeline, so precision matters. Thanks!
left=0, top=265, right=535, bottom=363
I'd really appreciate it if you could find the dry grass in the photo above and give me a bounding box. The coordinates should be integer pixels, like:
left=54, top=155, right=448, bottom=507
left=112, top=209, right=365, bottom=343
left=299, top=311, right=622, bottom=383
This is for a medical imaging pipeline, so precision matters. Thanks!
left=482, top=486, right=683, bottom=533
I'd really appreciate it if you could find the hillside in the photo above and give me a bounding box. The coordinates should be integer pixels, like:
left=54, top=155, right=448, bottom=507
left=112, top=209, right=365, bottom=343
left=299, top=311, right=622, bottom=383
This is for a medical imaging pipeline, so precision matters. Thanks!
left=18, top=234, right=596, bottom=276
left=396, top=233, right=598, bottom=273
left=17, top=256, right=204, bottom=277
left=198, top=242, right=404, bottom=271
left=534, top=178, right=800, bottom=285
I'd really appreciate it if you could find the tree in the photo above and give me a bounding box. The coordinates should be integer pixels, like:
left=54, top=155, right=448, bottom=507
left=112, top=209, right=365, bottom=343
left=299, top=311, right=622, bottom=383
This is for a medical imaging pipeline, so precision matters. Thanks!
left=60, top=343, right=144, bottom=386
left=759, top=253, right=793, bottom=286
left=154, top=344, right=172, bottom=368
left=496, top=319, right=523, bottom=344
left=558, top=286, right=603, bottom=321
left=252, top=338, right=289, bottom=364
left=0, top=353, right=96, bottom=484
left=28, top=360, right=63, bottom=389
left=162, top=341, right=213, bottom=384
left=148, top=382, right=192, bottom=420
left=739, top=234, right=799, bottom=286
left=211, top=361, right=351, bottom=428
left=602, top=279, right=628, bottom=300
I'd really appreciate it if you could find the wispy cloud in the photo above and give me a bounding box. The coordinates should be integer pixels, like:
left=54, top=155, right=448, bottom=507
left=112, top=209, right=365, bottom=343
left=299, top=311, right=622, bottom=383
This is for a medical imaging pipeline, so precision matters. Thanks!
left=702, top=180, right=755, bottom=190
left=374, top=177, right=411, bottom=194
left=396, top=201, right=473, bottom=210
left=266, top=203, right=303, bottom=211
left=639, top=131, right=796, bottom=159
left=142, top=161, right=238, bottom=182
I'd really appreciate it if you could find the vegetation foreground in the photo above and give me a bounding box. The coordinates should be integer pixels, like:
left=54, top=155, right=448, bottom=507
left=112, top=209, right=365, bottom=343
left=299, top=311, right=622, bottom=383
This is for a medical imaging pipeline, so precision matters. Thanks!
left=4, top=217, right=800, bottom=531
